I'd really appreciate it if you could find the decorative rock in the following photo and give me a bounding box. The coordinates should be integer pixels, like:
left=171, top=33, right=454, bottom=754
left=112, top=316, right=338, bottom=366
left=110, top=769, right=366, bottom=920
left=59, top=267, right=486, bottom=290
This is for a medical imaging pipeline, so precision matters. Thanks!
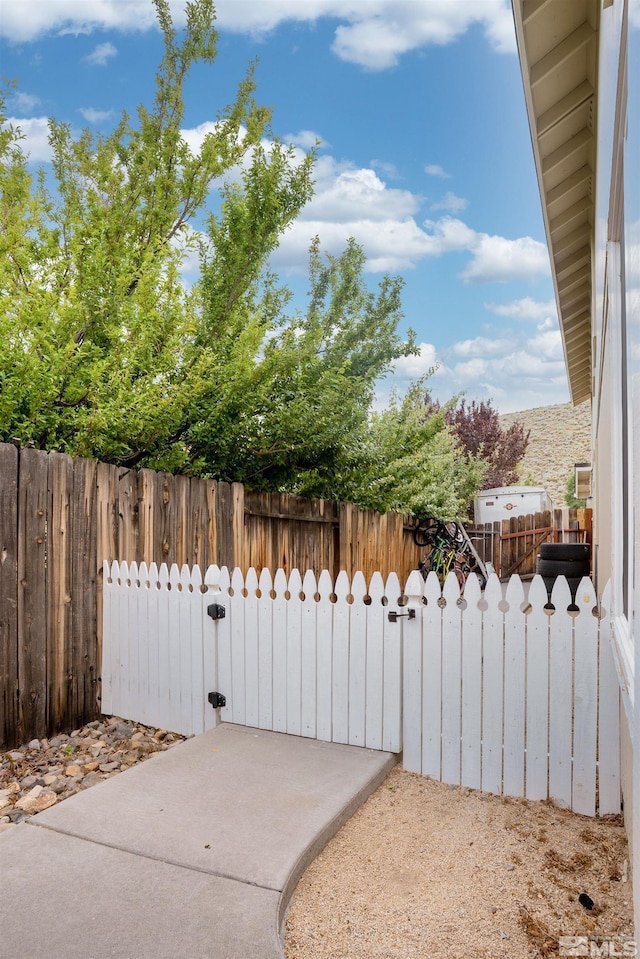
left=114, top=722, right=135, bottom=738
left=19, top=775, right=41, bottom=789
left=83, top=762, right=100, bottom=773
left=80, top=772, right=103, bottom=789
left=30, top=790, right=58, bottom=813
left=16, top=785, right=47, bottom=813
left=6, top=751, right=25, bottom=762
left=27, top=739, right=41, bottom=750
left=65, top=764, right=83, bottom=778
left=7, top=808, right=29, bottom=823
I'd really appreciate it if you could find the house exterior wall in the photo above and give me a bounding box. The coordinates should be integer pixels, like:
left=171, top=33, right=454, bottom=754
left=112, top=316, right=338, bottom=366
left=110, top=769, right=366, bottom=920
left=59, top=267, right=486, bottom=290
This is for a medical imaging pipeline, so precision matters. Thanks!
left=592, top=0, right=640, bottom=929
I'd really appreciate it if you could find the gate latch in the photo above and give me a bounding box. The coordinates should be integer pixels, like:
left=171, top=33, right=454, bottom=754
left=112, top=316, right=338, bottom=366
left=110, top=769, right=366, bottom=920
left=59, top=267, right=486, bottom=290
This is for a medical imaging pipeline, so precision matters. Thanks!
left=387, top=608, right=416, bottom=623
left=207, top=603, right=226, bottom=620
left=208, top=691, right=226, bottom=709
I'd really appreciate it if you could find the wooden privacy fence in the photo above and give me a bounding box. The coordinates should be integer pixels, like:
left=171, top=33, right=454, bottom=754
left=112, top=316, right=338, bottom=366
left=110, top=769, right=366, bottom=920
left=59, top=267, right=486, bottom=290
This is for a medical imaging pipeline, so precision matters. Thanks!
left=0, top=443, right=424, bottom=747
left=467, top=508, right=592, bottom=578
left=102, top=562, right=620, bottom=817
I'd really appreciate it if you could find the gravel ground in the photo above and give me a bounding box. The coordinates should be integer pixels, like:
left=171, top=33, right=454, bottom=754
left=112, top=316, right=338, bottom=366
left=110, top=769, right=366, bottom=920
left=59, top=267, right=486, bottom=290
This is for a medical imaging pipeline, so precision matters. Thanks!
left=285, top=766, right=634, bottom=959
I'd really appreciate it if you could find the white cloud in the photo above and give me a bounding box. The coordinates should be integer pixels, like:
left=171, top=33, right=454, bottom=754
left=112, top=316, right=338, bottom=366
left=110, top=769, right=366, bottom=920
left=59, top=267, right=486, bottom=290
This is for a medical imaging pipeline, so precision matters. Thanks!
left=273, top=217, right=439, bottom=274
left=301, top=167, right=419, bottom=221
left=3, top=116, right=52, bottom=161
left=83, top=41, right=117, bottom=66
left=382, top=321, right=569, bottom=414
left=485, top=297, right=557, bottom=323
left=256, top=158, right=552, bottom=283
left=79, top=107, right=114, bottom=123
left=328, top=1, right=515, bottom=68
left=526, top=329, right=563, bottom=361
left=11, top=91, right=41, bottom=112
left=451, top=336, right=512, bottom=358
left=0, top=2, right=159, bottom=42
left=425, top=164, right=450, bottom=179
left=392, top=342, right=440, bottom=379
left=371, top=159, right=400, bottom=180
left=0, top=1, right=516, bottom=64
left=430, top=191, right=468, bottom=213
left=421, top=216, right=478, bottom=254
left=460, top=232, right=551, bottom=284
left=285, top=130, right=327, bottom=150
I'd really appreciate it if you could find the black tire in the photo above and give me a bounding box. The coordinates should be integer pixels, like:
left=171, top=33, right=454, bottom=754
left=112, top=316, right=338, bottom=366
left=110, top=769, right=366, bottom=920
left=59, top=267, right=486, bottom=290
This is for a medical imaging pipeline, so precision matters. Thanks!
left=536, top=558, right=591, bottom=577
left=539, top=543, right=591, bottom=562
left=413, top=523, right=436, bottom=547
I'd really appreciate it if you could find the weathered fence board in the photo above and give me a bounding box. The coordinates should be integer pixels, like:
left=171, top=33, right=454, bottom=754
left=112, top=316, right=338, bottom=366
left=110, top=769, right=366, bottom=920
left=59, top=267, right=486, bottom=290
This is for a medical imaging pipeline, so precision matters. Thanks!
left=0, top=443, right=18, bottom=750
left=17, top=448, right=48, bottom=740
left=101, top=564, right=620, bottom=816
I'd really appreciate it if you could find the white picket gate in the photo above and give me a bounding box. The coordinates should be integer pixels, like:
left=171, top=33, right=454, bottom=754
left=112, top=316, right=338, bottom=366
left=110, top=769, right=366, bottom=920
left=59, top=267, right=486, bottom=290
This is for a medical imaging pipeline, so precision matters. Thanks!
left=102, top=561, right=620, bottom=816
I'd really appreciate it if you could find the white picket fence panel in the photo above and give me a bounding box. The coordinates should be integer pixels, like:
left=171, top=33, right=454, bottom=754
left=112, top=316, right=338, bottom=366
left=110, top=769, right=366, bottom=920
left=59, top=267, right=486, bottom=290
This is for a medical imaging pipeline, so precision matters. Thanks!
left=102, top=562, right=620, bottom=816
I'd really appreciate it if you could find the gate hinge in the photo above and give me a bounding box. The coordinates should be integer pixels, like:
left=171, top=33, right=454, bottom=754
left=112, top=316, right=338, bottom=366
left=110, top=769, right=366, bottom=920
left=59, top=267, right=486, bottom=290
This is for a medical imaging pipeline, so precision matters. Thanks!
left=388, top=608, right=416, bottom=623
left=207, top=602, right=226, bottom=620
left=208, top=691, right=226, bottom=709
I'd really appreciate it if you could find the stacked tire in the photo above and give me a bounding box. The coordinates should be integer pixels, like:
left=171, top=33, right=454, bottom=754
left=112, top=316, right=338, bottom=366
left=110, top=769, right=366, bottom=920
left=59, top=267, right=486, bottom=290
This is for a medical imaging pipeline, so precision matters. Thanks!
left=536, top=543, right=591, bottom=602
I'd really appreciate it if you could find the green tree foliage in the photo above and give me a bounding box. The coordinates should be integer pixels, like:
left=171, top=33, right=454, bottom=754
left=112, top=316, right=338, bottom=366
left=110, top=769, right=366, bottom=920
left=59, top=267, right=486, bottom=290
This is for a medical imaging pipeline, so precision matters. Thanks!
left=0, top=0, right=301, bottom=467
left=188, top=237, right=417, bottom=488
left=0, top=0, right=484, bottom=519
left=347, top=383, right=487, bottom=519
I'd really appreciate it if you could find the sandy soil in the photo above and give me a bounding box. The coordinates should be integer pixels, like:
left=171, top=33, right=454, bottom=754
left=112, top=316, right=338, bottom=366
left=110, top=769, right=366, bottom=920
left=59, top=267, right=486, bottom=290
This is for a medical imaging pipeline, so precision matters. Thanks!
left=285, top=766, right=633, bottom=959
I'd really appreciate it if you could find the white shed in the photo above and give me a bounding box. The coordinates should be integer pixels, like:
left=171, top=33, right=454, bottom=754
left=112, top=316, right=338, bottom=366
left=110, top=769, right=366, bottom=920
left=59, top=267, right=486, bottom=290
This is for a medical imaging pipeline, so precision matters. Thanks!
left=473, top=486, right=550, bottom=524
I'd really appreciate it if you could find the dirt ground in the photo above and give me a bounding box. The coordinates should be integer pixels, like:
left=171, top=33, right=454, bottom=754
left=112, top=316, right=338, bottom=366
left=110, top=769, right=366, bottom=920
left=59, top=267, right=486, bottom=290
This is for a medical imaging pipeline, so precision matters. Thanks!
left=284, top=766, right=634, bottom=959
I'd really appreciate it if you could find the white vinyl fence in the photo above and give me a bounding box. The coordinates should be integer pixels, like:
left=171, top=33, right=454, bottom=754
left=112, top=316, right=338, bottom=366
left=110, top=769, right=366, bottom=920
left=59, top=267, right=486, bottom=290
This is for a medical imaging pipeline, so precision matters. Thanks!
left=102, top=561, right=620, bottom=817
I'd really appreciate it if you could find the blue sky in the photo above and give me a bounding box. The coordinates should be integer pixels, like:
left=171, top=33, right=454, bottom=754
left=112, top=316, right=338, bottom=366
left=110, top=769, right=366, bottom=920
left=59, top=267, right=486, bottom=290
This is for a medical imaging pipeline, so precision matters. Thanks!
left=0, top=0, right=568, bottom=414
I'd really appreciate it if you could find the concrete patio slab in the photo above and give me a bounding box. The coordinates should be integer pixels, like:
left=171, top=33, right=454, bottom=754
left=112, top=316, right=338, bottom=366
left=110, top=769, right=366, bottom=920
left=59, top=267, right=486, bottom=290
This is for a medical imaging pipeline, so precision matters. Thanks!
left=0, top=724, right=397, bottom=958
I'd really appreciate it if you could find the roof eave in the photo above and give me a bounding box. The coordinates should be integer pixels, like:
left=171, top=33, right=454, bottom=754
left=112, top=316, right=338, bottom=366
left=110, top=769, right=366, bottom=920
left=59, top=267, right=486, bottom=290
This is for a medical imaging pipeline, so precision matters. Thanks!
left=511, top=0, right=598, bottom=405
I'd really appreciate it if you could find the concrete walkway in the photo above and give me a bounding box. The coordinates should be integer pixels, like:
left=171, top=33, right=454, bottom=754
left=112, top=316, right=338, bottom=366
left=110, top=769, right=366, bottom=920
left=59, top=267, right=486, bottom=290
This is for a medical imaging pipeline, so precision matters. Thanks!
left=0, top=724, right=397, bottom=958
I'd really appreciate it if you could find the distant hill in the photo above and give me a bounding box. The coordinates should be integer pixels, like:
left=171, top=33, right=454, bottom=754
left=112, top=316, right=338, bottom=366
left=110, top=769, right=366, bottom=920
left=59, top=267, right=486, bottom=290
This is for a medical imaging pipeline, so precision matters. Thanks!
left=498, top=401, right=591, bottom=508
